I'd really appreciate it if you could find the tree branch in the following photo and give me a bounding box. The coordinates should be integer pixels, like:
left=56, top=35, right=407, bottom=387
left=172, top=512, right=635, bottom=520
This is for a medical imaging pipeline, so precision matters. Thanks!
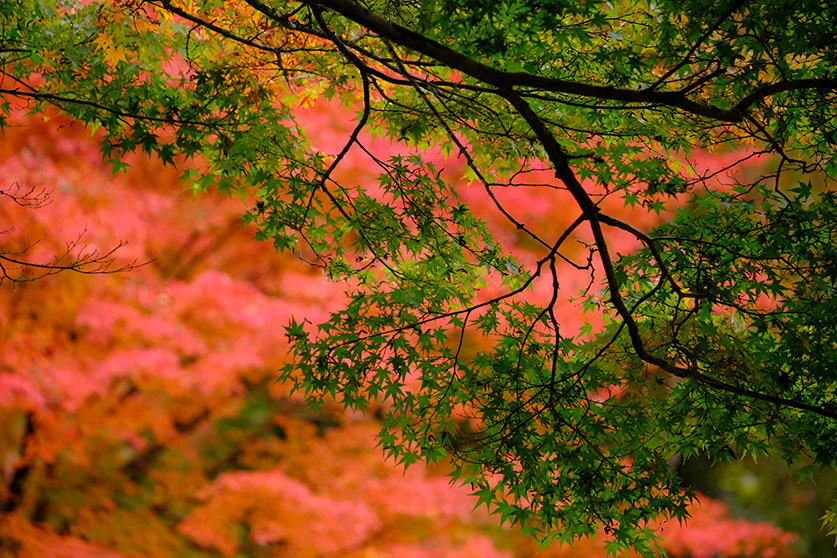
left=502, top=89, right=837, bottom=421
left=734, top=78, right=837, bottom=113
left=304, top=0, right=740, bottom=122
left=0, top=87, right=217, bottom=127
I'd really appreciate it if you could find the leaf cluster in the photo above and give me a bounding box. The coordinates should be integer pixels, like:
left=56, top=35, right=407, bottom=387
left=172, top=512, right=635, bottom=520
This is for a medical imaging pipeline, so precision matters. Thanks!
left=2, top=0, right=836, bottom=554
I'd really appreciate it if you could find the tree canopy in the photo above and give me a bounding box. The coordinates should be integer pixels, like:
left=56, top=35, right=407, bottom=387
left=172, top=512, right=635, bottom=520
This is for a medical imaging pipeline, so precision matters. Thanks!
left=2, top=0, right=836, bottom=553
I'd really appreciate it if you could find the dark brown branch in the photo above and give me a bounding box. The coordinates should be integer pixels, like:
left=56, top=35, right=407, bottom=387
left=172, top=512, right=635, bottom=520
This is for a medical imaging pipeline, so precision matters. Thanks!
left=0, top=226, right=147, bottom=286
left=373, top=35, right=553, bottom=250
left=734, top=78, right=837, bottom=113
left=0, top=88, right=216, bottom=127
left=0, top=182, right=52, bottom=208
left=648, top=0, right=747, bottom=91
left=502, top=89, right=837, bottom=421
left=159, top=0, right=285, bottom=53
left=307, top=0, right=837, bottom=123
left=597, top=213, right=683, bottom=296
left=306, top=0, right=741, bottom=121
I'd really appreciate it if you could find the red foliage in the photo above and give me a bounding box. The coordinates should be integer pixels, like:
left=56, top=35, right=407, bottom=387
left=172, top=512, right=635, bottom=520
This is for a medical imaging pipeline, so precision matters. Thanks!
left=661, top=496, right=799, bottom=558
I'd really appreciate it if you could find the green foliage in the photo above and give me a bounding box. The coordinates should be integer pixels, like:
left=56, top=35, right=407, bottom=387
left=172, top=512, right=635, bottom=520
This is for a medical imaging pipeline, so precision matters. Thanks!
left=2, top=0, right=836, bottom=554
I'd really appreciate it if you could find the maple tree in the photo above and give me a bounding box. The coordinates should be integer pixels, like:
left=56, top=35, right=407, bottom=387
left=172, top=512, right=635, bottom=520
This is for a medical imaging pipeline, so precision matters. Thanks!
left=0, top=97, right=801, bottom=558
left=1, top=0, right=836, bottom=554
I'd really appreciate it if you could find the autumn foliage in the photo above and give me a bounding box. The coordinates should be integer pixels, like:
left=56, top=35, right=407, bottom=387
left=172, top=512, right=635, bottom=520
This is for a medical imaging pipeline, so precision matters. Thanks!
left=0, top=108, right=799, bottom=557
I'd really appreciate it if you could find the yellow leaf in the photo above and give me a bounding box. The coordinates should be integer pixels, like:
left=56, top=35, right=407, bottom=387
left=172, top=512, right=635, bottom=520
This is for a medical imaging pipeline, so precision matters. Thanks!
left=104, top=44, right=129, bottom=66
left=92, top=33, right=129, bottom=66
left=92, top=32, right=114, bottom=53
